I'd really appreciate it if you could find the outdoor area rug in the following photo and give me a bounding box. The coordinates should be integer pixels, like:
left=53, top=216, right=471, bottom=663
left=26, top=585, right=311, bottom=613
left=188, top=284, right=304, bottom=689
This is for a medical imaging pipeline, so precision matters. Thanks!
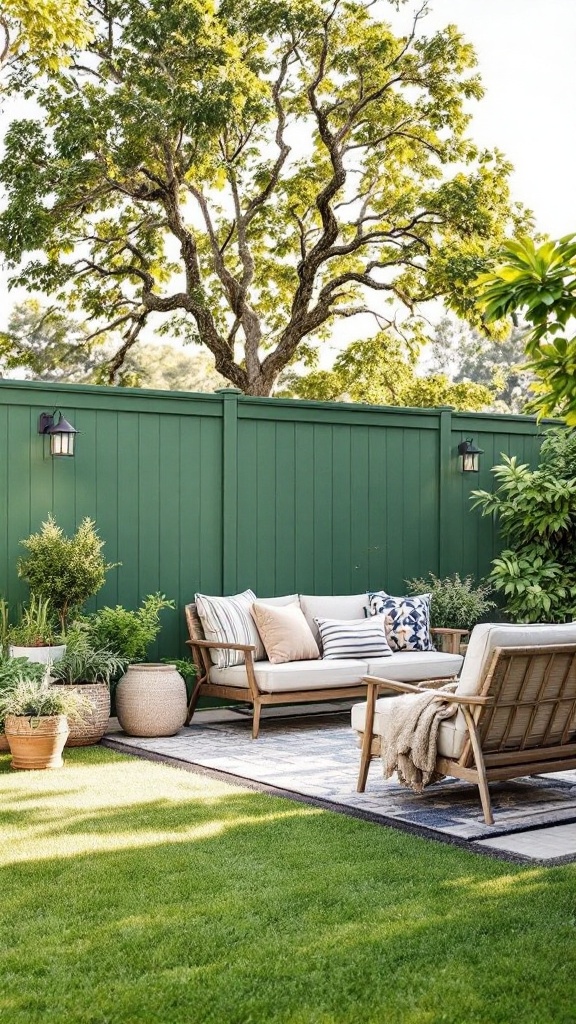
left=104, top=705, right=576, bottom=855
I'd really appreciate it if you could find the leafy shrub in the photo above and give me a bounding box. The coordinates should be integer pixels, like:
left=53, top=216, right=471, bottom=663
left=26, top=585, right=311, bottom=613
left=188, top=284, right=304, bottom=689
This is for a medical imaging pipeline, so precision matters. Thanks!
left=85, top=593, right=175, bottom=663
left=405, top=572, right=495, bottom=632
left=49, top=629, right=127, bottom=687
left=539, top=427, right=576, bottom=479
left=471, top=448, right=576, bottom=623
left=17, top=515, right=119, bottom=630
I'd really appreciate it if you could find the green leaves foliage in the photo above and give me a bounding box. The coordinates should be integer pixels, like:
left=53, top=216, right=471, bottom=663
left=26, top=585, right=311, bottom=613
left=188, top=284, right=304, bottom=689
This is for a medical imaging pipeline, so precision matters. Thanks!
left=0, top=0, right=525, bottom=394
left=475, top=235, right=576, bottom=423
left=17, top=516, right=119, bottom=630
left=471, top=435, right=576, bottom=622
left=280, top=333, right=494, bottom=410
left=405, top=572, right=495, bottom=632
left=85, top=593, right=175, bottom=663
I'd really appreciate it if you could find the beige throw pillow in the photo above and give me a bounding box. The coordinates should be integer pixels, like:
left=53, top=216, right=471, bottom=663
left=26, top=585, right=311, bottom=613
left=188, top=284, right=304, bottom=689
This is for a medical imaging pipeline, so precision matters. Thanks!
left=251, top=601, right=320, bottom=664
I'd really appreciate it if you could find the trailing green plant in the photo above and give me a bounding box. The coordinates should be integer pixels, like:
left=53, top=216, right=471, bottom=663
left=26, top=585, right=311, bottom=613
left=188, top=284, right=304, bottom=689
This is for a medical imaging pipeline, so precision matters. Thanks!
left=6, top=595, right=61, bottom=648
left=84, top=593, right=175, bottom=663
left=405, top=573, right=495, bottom=632
left=471, top=450, right=576, bottom=623
left=0, top=671, right=91, bottom=723
left=17, top=515, right=119, bottom=631
left=49, top=629, right=127, bottom=687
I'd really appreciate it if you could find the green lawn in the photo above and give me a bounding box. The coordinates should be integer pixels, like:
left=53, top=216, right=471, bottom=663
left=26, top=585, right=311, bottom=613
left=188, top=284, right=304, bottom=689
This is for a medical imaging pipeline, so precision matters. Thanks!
left=1, top=746, right=575, bottom=1024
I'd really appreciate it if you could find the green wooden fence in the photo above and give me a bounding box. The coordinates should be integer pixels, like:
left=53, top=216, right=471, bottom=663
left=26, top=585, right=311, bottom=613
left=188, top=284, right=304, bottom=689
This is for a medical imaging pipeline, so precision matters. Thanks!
left=0, top=379, right=549, bottom=658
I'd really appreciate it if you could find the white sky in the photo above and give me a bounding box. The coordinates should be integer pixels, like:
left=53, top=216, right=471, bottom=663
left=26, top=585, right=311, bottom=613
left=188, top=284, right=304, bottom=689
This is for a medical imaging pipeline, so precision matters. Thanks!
left=1, top=0, right=575, bottom=331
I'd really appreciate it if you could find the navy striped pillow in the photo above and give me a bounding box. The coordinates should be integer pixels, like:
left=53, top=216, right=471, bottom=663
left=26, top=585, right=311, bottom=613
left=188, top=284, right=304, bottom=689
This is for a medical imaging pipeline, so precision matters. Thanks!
left=314, top=616, right=392, bottom=660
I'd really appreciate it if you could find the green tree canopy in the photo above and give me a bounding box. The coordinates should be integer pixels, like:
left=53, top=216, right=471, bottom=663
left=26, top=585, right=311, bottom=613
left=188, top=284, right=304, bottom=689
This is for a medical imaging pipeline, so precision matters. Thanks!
left=426, top=315, right=534, bottom=413
left=0, top=0, right=527, bottom=396
left=0, top=299, right=101, bottom=381
left=280, top=333, right=494, bottom=410
left=0, top=0, right=93, bottom=71
left=0, top=298, right=226, bottom=391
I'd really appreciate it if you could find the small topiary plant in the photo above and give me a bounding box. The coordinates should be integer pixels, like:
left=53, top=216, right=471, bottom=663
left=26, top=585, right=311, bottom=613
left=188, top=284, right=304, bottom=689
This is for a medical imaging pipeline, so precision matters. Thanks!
left=17, top=515, right=119, bottom=631
left=405, top=572, right=495, bottom=632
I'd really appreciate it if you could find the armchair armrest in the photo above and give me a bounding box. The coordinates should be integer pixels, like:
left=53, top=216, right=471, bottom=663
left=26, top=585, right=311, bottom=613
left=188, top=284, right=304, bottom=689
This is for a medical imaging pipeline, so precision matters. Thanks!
left=362, top=675, right=457, bottom=696
left=362, top=675, right=493, bottom=707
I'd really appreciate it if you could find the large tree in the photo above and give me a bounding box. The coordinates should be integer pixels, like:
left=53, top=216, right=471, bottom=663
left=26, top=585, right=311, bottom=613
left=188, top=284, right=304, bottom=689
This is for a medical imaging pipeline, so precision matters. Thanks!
left=0, top=0, right=527, bottom=396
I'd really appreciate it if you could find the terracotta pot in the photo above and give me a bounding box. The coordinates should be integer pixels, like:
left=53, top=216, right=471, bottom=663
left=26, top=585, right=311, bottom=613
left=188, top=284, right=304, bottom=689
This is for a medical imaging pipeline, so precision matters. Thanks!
left=115, top=664, right=187, bottom=737
left=0, top=733, right=9, bottom=753
left=9, top=644, right=66, bottom=665
left=50, top=682, right=111, bottom=746
left=5, top=714, right=69, bottom=769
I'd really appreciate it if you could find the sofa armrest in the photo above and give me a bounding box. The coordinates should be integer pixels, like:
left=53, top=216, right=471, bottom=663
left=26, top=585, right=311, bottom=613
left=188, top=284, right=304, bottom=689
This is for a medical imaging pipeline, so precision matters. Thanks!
left=430, top=627, right=469, bottom=654
left=186, top=638, right=256, bottom=653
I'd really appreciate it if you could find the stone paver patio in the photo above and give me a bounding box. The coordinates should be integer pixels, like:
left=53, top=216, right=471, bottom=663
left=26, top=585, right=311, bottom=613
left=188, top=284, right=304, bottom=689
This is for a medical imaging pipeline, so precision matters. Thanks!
left=104, top=704, right=576, bottom=865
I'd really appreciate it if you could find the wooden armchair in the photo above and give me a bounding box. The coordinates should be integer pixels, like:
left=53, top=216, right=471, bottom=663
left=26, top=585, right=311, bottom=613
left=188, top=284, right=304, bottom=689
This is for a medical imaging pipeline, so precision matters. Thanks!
left=356, top=642, right=576, bottom=824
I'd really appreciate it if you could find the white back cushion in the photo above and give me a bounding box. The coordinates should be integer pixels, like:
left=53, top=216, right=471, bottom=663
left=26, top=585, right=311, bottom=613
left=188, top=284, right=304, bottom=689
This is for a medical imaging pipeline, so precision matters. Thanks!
left=457, top=621, right=576, bottom=697
left=300, top=594, right=368, bottom=647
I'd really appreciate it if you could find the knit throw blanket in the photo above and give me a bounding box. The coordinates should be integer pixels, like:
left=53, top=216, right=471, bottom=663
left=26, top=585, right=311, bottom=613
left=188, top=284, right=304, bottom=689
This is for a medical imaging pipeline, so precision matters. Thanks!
left=380, top=685, right=458, bottom=793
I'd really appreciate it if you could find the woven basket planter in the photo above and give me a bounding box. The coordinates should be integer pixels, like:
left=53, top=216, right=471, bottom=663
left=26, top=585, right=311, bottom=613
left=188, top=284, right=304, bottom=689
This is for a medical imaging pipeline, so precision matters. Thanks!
left=5, top=714, right=69, bottom=769
left=50, top=683, right=111, bottom=747
left=115, top=664, right=187, bottom=737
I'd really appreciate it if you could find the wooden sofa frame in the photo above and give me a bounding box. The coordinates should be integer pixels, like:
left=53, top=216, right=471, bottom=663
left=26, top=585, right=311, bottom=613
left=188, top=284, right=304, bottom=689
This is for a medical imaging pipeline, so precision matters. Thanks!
left=356, top=643, right=576, bottom=824
left=184, top=602, right=467, bottom=739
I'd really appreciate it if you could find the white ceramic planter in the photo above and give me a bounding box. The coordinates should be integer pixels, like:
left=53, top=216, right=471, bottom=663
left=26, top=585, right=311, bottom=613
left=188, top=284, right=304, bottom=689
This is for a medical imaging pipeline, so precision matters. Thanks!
left=9, top=644, right=66, bottom=665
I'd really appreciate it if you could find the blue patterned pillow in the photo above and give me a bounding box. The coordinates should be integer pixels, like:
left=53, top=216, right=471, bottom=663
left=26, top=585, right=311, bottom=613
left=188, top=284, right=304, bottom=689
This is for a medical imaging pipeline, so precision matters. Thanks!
left=367, top=591, right=434, bottom=652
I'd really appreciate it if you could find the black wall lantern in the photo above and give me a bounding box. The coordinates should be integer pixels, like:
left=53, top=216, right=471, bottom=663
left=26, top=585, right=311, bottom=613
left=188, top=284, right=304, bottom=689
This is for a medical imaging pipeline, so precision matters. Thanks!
left=457, top=437, right=483, bottom=473
left=38, top=411, right=79, bottom=457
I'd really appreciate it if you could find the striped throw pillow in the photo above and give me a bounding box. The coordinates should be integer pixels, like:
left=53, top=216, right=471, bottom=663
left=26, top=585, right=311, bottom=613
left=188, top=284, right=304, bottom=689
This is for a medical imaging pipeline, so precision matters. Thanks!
left=314, top=616, right=392, bottom=660
left=195, top=590, right=265, bottom=668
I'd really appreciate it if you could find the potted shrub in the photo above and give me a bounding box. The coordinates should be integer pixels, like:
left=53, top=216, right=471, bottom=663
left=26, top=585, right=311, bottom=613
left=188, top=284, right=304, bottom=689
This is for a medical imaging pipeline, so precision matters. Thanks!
left=86, top=594, right=186, bottom=737
left=6, top=596, right=66, bottom=664
left=0, top=656, right=46, bottom=752
left=49, top=630, right=127, bottom=746
left=17, top=515, right=119, bottom=632
left=405, top=572, right=495, bottom=652
left=0, top=671, right=90, bottom=770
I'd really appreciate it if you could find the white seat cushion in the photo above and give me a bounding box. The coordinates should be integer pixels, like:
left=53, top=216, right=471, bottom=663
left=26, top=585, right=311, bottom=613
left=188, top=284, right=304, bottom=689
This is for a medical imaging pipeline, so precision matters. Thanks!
left=351, top=695, right=459, bottom=762
left=210, top=658, right=367, bottom=694
left=364, top=651, right=462, bottom=684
